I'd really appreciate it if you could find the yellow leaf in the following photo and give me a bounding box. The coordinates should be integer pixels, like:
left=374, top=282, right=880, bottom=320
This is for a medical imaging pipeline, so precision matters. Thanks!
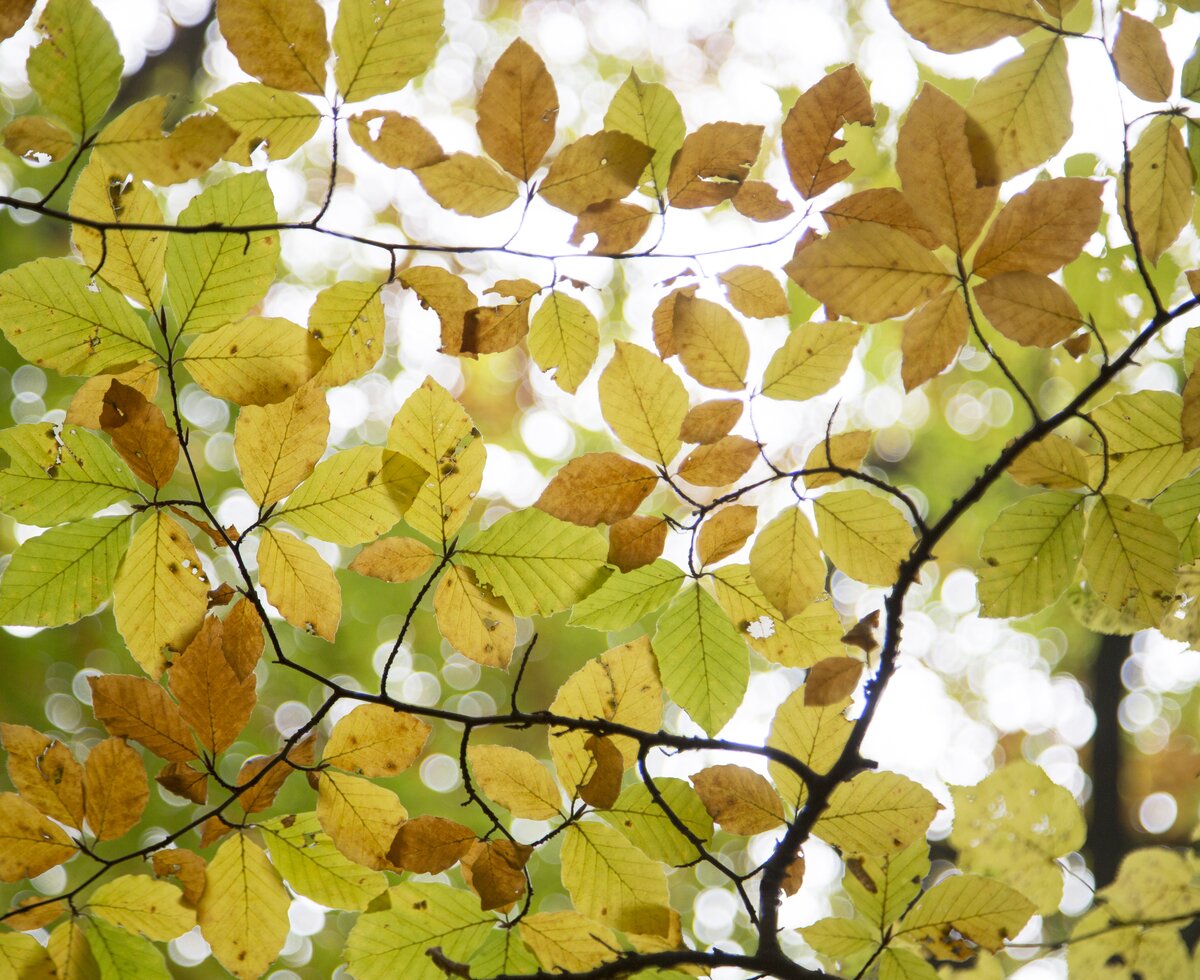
left=762, top=321, right=864, bottom=401
left=235, top=382, right=329, bottom=508
left=309, top=280, right=386, bottom=387
left=814, top=490, right=915, bottom=585
left=26, top=0, right=122, bottom=136
left=83, top=737, right=147, bottom=841
left=387, top=376, right=485, bottom=542
left=1082, top=495, right=1178, bottom=627
left=718, top=265, right=789, bottom=319
left=48, top=919, right=98, bottom=979
left=599, top=779, right=711, bottom=867
left=324, top=704, right=430, bottom=778
left=434, top=564, right=515, bottom=668
left=415, top=152, right=519, bottom=216
left=0, top=724, right=84, bottom=828
left=672, top=294, right=749, bottom=390
left=261, top=812, right=387, bottom=911
left=88, top=674, right=197, bottom=763
left=0, top=792, right=76, bottom=882
left=113, top=512, right=208, bottom=677
left=1067, top=907, right=1189, bottom=979
left=1124, top=115, right=1193, bottom=263
left=603, top=69, right=685, bottom=197
left=677, top=434, right=759, bottom=487
left=257, top=527, right=341, bottom=640
left=697, top=505, right=757, bottom=566
left=900, top=289, right=967, bottom=391
left=785, top=226, right=951, bottom=321
left=317, top=770, right=407, bottom=870
left=843, top=841, right=930, bottom=931
left=540, top=130, right=653, bottom=214
left=887, top=0, right=1044, bottom=54
left=680, top=398, right=743, bottom=444
left=528, top=291, right=600, bottom=393
left=68, top=156, right=165, bottom=309
left=692, top=764, right=784, bottom=835
left=898, top=874, right=1035, bottom=954
left=349, top=537, right=436, bottom=583
left=476, top=38, right=558, bottom=181
left=93, top=96, right=237, bottom=185
left=804, top=431, right=873, bottom=489
left=182, top=316, right=327, bottom=405
left=1090, top=390, right=1200, bottom=499
left=88, top=875, right=195, bottom=941
left=750, top=506, right=825, bottom=619
left=822, top=187, right=940, bottom=250
left=548, top=637, right=663, bottom=796
left=398, top=267, right=477, bottom=354
left=536, top=452, right=657, bottom=526
left=3, top=116, right=74, bottom=162
left=816, top=770, right=940, bottom=855
left=782, top=65, right=874, bottom=199
left=216, top=0, right=328, bottom=95
left=666, top=122, right=762, bottom=209
left=347, top=109, right=444, bottom=169
left=1099, top=848, right=1200, bottom=920
left=1006, top=434, right=1090, bottom=489
left=598, top=341, right=688, bottom=465
left=972, top=178, right=1104, bottom=278
left=169, top=618, right=256, bottom=754
left=974, top=271, right=1081, bottom=347
left=561, top=821, right=671, bottom=935
left=1113, top=13, right=1173, bottom=102
left=520, top=911, right=620, bottom=972
left=966, top=35, right=1071, bottom=183
left=332, top=0, right=443, bottom=103
left=0, top=930, right=59, bottom=978
left=468, top=744, right=563, bottom=819
left=210, top=82, right=323, bottom=164
left=198, top=834, right=290, bottom=980
left=768, top=683, right=853, bottom=808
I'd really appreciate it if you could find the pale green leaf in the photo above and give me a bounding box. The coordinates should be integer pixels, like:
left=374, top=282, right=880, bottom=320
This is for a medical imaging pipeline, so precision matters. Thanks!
left=813, top=490, right=914, bottom=585
left=333, top=0, right=444, bottom=103
left=814, top=770, right=940, bottom=856
left=85, top=919, right=170, bottom=980
left=528, top=292, right=600, bottom=394
left=898, top=874, right=1035, bottom=954
left=261, top=811, right=388, bottom=911
left=604, top=70, right=685, bottom=196
left=1090, top=391, right=1200, bottom=499
left=843, top=840, right=931, bottom=931
left=800, top=915, right=879, bottom=963
left=568, top=558, right=685, bottom=631
left=599, top=778, right=712, bottom=867
left=879, top=948, right=938, bottom=980
left=309, top=280, right=386, bottom=386
left=1067, top=907, right=1189, bottom=980
left=469, top=928, right=539, bottom=979
left=26, top=0, right=122, bottom=135
left=209, top=82, right=323, bottom=165
left=1082, top=495, right=1178, bottom=627
left=561, top=821, right=672, bottom=937
left=749, top=506, right=825, bottom=619
left=87, top=875, right=195, bottom=941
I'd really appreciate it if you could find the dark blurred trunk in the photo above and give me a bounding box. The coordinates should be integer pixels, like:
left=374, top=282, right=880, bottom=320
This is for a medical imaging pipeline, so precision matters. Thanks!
left=1088, top=632, right=1130, bottom=887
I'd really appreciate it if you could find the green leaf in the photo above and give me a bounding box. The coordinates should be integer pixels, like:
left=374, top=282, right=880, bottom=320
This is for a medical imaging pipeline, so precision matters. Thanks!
left=561, top=821, right=672, bottom=937
left=1090, top=391, right=1200, bottom=499
left=1082, top=495, right=1178, bottom=627
left=879, top=948, right=938, bottom=980
left=761, top=322, right=863, bottom=401
left=843, top=840, right=931, bottom=932
left=459, top=509, right=609, bottom=617
left=568, top=559, right=685, bottom=631
left=0, top=258, right=158, bottom=377
left=768, top=684, right=853, bottom=808
left=165, top=172, right=280, bottom=336
left=181, top=316, right=328, bottom=405
left=800, top=915, right=879, bottom=963
left=598, top=341, right=689, bottom=466
left=604, top=70, right=685, bottom=196
left=0, top=516, right=131, bottom=627
left=333, top=0, right=444, bottom=103
left=813, top=490, right=914, bottom=585
left=1183, top=38, right=1200, bottom=101
left=279, top=447, right=426, bottom=546
left=85, top=918, right=171, bottom=980
left=977, top=491, right=1084, bottom=618
left=309, top=280, right=386, bottom=386
left=0, top=424, right=137, bottom=526
left=345, top=882, right=494, bottom=980
left=261, top=811, right=388, bottom=911
left=469, top=928, right=539, bottom=979
left=1151, top=472, right=1200, bottom=561
left=652, top=581, right=749, bottom=736
left=599, top=778, right=712, bottom=866
left=528, top=292, right=600, bottom=394
left=814, top=770, right=940, bottom=856
left=209, top=82, right=323, bottom=165
left=26, top=0, right=122, bottom=136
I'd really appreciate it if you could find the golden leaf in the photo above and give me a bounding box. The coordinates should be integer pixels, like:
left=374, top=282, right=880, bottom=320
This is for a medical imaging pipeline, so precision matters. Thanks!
left=540, top=131, right=653, bottom=214
left=974, top=271, right=1082, bottom=347
left=782, top=65, right=874, bottom=199
left=347, top=109, right=444, bottom=169
left=692, top=764, right=785, bottom=835
left=476, top=38, right=558, bottom=181
left=83, top=737, right=148, bottom=841
left=434, top=564, right=516, bottom=669
left=324, top=704, right=431, bottom=778
left=680, top=398, right=743, bottom=444
left=667, top=122, right=763, bottom=208
left=216, top=0, right=329, bottom=95
left=536, top=452, right=657, bottom=526
left=387, top=816, right=476, bottom=874
left=88, top=674, right=197, bottom=763
left=677, top=435, right=759, bottom=487
left=607, top=515, right=669, bottom=573
left=697, top=505, right=758, bottom=566
left=972, top=178, right=1104, bottom=278
left=822, top=187, right=940, bottom=250
left=1112, top=13, right=1174, bottom=102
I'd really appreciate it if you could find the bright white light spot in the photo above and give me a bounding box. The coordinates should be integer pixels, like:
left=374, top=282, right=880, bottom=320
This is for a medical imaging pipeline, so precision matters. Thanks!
left=1137, top=792, right=1178, bottom=834
left=420, top=753, right=461, bottom=792
left=273, top=701, right=312, bottom=737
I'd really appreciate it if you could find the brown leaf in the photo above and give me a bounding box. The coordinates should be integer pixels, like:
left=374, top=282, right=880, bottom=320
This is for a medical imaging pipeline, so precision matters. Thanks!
left=841, top=610, right=881, bottom=654
left=1113, top=13, right=1173, bottom=102
left=1062, top=332, right=1091, bottom=359
left=415, top=153, right=519, bottom=217
left=783, top=65, right=874, bottom=199
left=236, top=756, right=290, bottom=814
left=83, top=737, right=148, bottom=841
left=974, top=271, right=1081, bottom=347
left=99, top=380, right=180, bottom=489
left=88, top=675, right=197, bottom=763
left=6, top=896, right=65, bottom=931
left=398, top=268, right=479, bottom=356
left=0, top=794, right=75, bottom=883
left=692, top=764, right=785, bottom=835
left=216, top=0, right=329, bottom=95
left=476, top=38, right=558, bottom=181
left=822, top=187, right=940, bottom=250
left=887, top=0, right=1046, bottom=54
left=156, top=761, right=208, bottom=804
left=680, top=399, right=743, bottom=445
left=349, top=537, right=437, bottom=583
left=803, top=431, right=872, bottom=489
left=540, top=131, right=653, bottom=214
left=169, top=617, right=256, bottom=755
left=207, top=583, right=236, bottom=608
left=578, top=735, right=623, bottom=809
left=0, top=724, right=84, bottom=828
left=972, top=178, right=1104, bottom=278
left=607, top=516, right=669, bottom=573
left=387, top=815, right=476, bottom=873
left=667, top=122, right=763, bottom=208
left=152, top=848, right=207, bottom=907
left=901, top=289, right=968, bottom=391
left=718, top=266, right=789, bottom=319
left=535, top=453, right=658, bottom=526
left=896, top=86, right=997, bottom=254
left=461, top=301, right=531, bottom=356
left=1183, top=361, right=1200, bottom=452
left=323, top=704, right=431, bottom=778
left=0, top=1, right=34, bottom=44
left=677, top=435, right=759, bottom=487
left=731, top=180, right=794, bottom=221
left=197, top=815, right=232, bottom=848
left=805, top=657, right=865, bottom=706
left=568, top=200, right=653, bottom=255
left=66, top=363, right=160, bottom=429
left=782, top=855, right=806, bottom=896
left=222, top=598, right=264, bottom=682
left=461, top=839, right=533, bottom=912
left=347, top=110, right=444, bottom=169
left=651, top=284, right=697, bottom=359
left=697, top=505, right=757, bottom=566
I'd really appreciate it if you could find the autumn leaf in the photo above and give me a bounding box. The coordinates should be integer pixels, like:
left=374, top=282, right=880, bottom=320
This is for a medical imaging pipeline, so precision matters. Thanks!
left=782, top=65, right=874, bottom=199
left=476, top=39, right=558, bottom=181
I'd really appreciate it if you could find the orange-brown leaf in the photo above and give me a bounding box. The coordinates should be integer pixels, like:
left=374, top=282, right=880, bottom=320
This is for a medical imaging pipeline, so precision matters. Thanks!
left=348, top=110, right=444, bottom=169
left=568, top=200, right=653, bottom=255
left=578, top=735, right=623, bottom=809
left=651, top=284, right=697, bottom=359
left=217, top=0, right=329, bottom=95
left=88, top=675, right=197, bottom=763
left=782, top=65, right=874, bottom=199
left=536, top=453, right=658, bottom=527
left=222, top=598, right=263, bottom=682
left=99, top=380, right=180, bottom=489
left=0, top=724, right=84, bottom=828
left=901, top=289, right=968, bottom=391
left=152, top=848, right=207, bottom=907
left=461, top=301, right=531, bottom=356
left=169, top=617, right=257, bottom=755
left=679, top=399, right=742, bottom=445
left=398, top=267, right=478, bottom=356
left=805, top=657, right=865, bottom=706
left=822, top=187, right=940, bottom=250
left=974, top=271, right=1081, bottom=347
left=156, top=761, right=209, bottom=804
left=83, top=737, right=148, bottom=841
left=692, top=764, right=785, bottom=835
left=972, top=178, right=1103, bottom=278
left=323, top=704, right=431, bottom=778
left=697, top=505, right=757, bottom=566
left=387, top=815, right=477, bottom=873
left=607, top=516, right=669, bottom=573
left=731, top=180, right=794, bottom=221
left=718, top=266, right=789, bottom=319
left=476, top=38, right=558, bottom=181
left=677, top=435, right=759, bottom=487
left=667, top=122, right=763, bottom=208
left=462, top=839, right=532, bottom=912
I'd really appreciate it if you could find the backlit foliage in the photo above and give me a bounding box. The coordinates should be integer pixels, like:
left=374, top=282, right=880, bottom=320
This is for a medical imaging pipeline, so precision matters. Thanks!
left=0, top=0, right=1198, bottom=978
